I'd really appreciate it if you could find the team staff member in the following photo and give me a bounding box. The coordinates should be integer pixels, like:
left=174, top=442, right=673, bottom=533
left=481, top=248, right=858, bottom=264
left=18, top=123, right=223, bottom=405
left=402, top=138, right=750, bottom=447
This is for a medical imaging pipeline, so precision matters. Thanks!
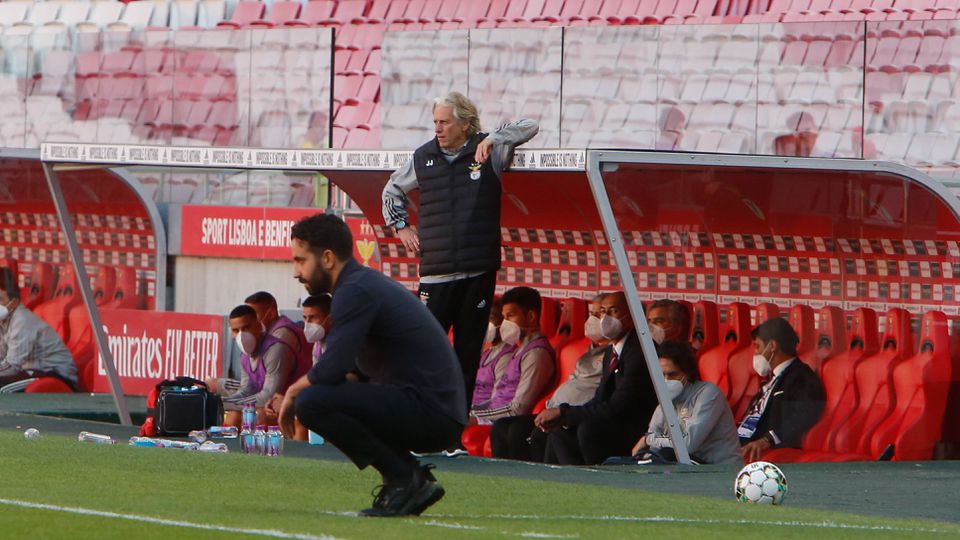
left=382, top=91, right=538, bottom=409
left=279, top=214, right=466, bottom=518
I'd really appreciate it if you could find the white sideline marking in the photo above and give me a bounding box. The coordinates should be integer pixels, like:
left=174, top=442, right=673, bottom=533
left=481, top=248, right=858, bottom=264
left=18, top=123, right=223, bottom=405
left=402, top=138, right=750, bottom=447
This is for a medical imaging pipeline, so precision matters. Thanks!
left=0, top=498, right=339, bottom=540
left=431, top=513, right=952, bottom=534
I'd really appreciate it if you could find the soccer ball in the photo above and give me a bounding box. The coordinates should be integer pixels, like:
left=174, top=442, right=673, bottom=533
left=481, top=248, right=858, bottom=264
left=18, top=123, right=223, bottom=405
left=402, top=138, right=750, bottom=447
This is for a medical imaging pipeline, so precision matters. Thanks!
left=734, top=461, right=787, bottom=504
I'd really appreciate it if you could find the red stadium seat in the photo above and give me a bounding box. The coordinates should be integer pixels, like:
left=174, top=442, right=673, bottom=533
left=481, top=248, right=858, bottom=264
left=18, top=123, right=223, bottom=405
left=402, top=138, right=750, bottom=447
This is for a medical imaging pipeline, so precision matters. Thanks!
left=540, top=296, right=560, bottom=338
left=24, top=262, right=56, bottom=310
left=216, top=1, right=265, bottom=28
left=33, top=264, right=82, bottom=344
left=868, top=311, right=952, bottom=461
left=789, top=304, right=818, bottom=372
left=729, top=303, right=780, bottom=420
left=112, top=266, right=140, bottom=309
left=1, top=258, right=19, bottom=291
left=294, top=0, right=337, bottom=25
left=66, top=266, right=118, bottom=368
left=698, top=302, right=751, bottom=399
left=557, top=336, right=591, bottom=384
left=804, top=306, right=849, bottom=377
left=261, top=1, right=302, bottom=26
left=462, top=424, right=493, bottom=456
left=690, top=300, right=720, bottom=358
left=829, top=308, right=914, bottom=460
left=558, top=297, right=588, bottom=341
left=25, top=377, right=72, bottom=394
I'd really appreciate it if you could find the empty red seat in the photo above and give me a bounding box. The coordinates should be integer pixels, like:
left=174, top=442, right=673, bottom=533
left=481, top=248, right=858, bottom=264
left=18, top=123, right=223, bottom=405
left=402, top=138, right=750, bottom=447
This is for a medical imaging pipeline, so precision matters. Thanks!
left=112, top=266, right=140, bottom=309
left=804, top=305, right=849, bottom=376
left=558, top=297, right=588, bottom=341
left=829, top=308, right=914, bottom=460
left=261, top=1, right=302, bottom=26
left=25, top=377, right=73, bottom=394
left=216, top=1, right=265, bottom=28
left=868, top=311, right=952, bottom=461
left=789, top=304, right=818, bottom=372
left=293, top=0, right=336, bottom=25
left=690, top=300, right=719, bottom=357
left=66, top=266, right=118, bottom=369
left=540, top=296, right=560, bottom=338
left=698, top=302, right=752, bottom=399
left=33, top=264, right=82, bottom=344
left=766, top=308, right=878, bottom=463
left=24, top=261, right=56, bottom=310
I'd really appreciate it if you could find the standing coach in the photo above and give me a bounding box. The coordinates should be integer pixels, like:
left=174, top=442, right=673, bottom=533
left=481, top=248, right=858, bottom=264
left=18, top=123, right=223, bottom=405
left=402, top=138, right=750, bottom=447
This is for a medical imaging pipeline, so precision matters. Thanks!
left=381, top=91, right=538, bottom=418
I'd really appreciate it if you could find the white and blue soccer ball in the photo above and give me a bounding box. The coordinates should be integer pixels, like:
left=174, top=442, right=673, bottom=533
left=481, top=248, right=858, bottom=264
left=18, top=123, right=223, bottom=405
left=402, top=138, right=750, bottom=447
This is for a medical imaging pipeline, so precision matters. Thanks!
left=735, top=461, right=787, bottom=505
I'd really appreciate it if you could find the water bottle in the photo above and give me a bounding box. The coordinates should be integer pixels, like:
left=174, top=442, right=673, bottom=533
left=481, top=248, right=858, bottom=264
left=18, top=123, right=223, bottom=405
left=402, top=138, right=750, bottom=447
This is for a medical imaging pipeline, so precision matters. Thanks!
left=241, top=402, right=256, bottom=431
left=266, top=426, right=283, bottom=457
left=254, top=425, right=267, bottom=455
left=198, top=441, right=229, bottom=453
left=210, top=425, right=239, bottom=439
left=240, top=427, right=254, bottom=454
left=308, top=430, right=324, bottom=446
left=129, top=436, right=164, bottom=447
left=188, top=430, right=209, bottom=443
left=78, top=431, right=115, bottom=445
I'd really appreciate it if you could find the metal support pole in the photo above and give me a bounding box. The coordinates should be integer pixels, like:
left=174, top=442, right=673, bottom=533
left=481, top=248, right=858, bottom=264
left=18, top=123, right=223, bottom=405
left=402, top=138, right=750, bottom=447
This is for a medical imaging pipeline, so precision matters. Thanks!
left=584, top=151, right=692, bottom=464
left=42, top=163, right=132, bottom=426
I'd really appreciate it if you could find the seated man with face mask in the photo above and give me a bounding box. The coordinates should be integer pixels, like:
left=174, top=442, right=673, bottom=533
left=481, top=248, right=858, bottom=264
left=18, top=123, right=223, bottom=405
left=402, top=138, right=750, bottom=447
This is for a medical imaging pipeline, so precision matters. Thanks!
left=534, top=291, right=659, bottom=465
left=645, top=299, right=691, bottom=349
left=302, top=293, right=332, bottom=363
left=469, top=287, right=554, bottom=425
left=471, top=298, right=515, bottom=411
left=630, top=341, right=743, bottom=465
left=491, top=293, right=609, bottom=461
left=216, top=304, right=311, bottom=425
left=0, top=268, right=77, bottom=391
left=246, top=291, right=313, bottom=372
left=739, top=318, right=825, bottom=463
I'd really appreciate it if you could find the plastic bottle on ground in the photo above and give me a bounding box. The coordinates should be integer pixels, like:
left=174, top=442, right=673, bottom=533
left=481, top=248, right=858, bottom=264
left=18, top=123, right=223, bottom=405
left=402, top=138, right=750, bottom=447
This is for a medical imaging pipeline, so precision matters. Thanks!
left=78, top=431, right=115, bottom=445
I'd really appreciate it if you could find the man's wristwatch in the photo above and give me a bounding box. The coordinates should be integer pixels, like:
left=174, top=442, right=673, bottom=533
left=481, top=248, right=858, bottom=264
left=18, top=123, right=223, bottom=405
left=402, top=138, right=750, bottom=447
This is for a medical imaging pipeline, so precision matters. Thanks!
left=394, top=220, right=407, bottom=234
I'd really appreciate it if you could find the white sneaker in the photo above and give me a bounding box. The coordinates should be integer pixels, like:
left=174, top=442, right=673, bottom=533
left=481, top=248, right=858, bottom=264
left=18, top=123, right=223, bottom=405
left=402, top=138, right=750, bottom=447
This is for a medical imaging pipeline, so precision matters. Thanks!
left=443, top=448, right=468, bottom=458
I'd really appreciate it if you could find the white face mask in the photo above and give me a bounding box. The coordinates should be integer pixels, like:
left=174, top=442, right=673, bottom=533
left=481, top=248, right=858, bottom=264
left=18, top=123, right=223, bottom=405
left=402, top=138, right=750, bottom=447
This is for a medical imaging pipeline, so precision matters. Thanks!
left=651, top=324, right=666, bottom=345
left=0, top=303, right=9, bottom=322
left=753, top=344, right=772, bottom=377
left=304, top=322, right=325, bottom=344
left=584, top=315, right=604, bottom=343
left=600, top=314, right=624, bottom=340
left=236, top=331, right=258, bottom=356
left=499, top=319, right=522, bottom=346
left=665, top=379, right=684, bottom=400
left=484, top=322, right=498, bottom=345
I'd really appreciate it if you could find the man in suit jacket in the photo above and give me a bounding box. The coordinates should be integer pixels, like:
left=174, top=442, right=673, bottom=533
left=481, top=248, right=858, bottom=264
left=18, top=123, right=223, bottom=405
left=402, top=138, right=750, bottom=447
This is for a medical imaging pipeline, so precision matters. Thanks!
left=534, top=291, right=659, bottom=465
left=738, top=317, right=826, bottom=463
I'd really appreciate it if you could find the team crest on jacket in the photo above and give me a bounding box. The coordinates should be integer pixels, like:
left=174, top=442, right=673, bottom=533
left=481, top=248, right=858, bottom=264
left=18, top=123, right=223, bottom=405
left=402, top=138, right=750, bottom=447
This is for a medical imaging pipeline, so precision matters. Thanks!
left=468, top=162, right=482, bottom=180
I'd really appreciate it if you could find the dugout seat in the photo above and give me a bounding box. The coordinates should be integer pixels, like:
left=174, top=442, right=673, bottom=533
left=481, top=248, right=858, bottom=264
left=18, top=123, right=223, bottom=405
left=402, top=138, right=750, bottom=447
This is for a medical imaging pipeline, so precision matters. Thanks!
left=805, top=306, right=849, bottom=377
left=698, top=302, right=751, bottom=400
left=868, top=311, right=952, bottom=461
left=66, top=266, right=118, bottom=369
left=827, top=308, right=913, bottom=460
left=559, top=297, right=588, bottom=342
left=24, top=261, right=56, bottom=310
left=690, top=300, right=719, bottom=358
left=789, top=305, right=818, bottom=372
left=729, top=303, right=780, bottom=420
left=33, top=263, right=81, bottom=344
left=540, top=296, right=559, bottom=339
left=112, top=266, right=141, bottom=309
left=765, top=307, right=878, bottom=463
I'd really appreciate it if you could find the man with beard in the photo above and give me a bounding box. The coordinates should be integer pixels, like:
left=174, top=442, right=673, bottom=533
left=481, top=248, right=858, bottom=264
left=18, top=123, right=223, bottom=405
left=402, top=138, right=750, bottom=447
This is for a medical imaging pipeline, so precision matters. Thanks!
left=278, top=214, right=466, bottom=518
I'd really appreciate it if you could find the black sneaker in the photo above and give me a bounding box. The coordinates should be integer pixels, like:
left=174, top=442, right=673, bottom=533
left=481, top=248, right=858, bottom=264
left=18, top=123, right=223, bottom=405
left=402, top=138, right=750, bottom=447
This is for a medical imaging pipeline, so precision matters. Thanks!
left=358, top=467, right=442, bottom=518
left=410, top=464, right=445, bottom=516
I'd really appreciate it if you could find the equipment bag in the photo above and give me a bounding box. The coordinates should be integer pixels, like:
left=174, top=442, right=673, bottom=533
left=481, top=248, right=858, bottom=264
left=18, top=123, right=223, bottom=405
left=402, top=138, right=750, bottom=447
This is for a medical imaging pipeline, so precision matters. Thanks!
left=143, top=377, right=223, bottom=436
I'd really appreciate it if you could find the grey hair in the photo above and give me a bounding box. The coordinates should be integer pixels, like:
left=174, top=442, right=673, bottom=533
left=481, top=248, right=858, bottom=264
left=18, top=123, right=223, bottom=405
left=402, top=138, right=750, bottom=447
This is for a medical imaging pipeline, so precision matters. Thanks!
left=433, top=91, right=481, bottom=136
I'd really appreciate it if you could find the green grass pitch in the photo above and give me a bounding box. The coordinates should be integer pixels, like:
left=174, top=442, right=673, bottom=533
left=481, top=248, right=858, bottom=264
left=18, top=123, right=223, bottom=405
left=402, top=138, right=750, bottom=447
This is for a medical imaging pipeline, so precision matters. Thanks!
left=0, top=429, right=957, bottom=540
